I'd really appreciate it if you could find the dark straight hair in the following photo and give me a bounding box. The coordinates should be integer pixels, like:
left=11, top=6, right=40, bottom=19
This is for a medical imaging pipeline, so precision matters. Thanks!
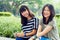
left=42, top=4, right=55, bottom=24
left=19, top=5, right=34, bottom=26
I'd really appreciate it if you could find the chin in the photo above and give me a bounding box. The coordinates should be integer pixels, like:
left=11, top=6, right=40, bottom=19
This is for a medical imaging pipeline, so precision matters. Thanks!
left=44, top=16, right=47, bottom=17
left=44, top=16, right=48, bottom=18
left=44, top=14, right=50, bottom=18
left=25, top=16, right=28, bottom=18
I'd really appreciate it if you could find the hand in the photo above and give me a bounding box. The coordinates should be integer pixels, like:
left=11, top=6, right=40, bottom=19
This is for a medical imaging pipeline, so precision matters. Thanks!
left=14, top=32, right=17, bottom=37
left=29, top=38, right=34, bottom=40
left=36, top=33, right=40, bottom=37
left=16, top=32, right=24, bottom=37
left=29, top=36, right=35, bottom=40
left=14, top=32, right=24, bottom=37
left=36, top=38, right=39, bottom=40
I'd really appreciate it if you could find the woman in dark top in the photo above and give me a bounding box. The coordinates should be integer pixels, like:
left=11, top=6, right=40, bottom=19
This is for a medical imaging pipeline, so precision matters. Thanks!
left=14, top=5, right=39, bottom=40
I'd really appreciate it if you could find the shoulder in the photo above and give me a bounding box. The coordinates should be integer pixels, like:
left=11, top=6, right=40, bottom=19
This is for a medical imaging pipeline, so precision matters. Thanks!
left=49, top=18, right=56, bottom=25
left=33, top=17, right=39, bottom=21
left=39, top=18, right=43, bottom=24
left=48, top=18, right=56, bottom=29
left=33, top=17, right=39, bottom=20
left=39, top=18, right=43, bottom=21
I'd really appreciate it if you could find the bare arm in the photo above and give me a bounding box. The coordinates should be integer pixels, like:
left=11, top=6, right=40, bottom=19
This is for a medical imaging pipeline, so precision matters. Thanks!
left=26, top=29, right=37, bottom=37
left=29, top=25, right=42, bottom=40
left=36, top=25, right=52, bottom=37
left=15, top=29, right=37, bottom=37
left=36, top=25, right=42, bottom=34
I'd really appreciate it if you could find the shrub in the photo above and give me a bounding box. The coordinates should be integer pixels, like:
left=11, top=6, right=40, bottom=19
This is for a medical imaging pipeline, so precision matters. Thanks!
left=55, top=16, right=60, bottom=36
left=0, top=16, right=21, bottom=38
left=0, top=12, right=13, bottom=16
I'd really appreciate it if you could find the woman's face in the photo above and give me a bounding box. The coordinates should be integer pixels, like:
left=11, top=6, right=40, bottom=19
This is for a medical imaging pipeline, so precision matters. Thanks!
left=43, top=6, right=50, bottom=18
left=22, top=10, right=29, bottom=18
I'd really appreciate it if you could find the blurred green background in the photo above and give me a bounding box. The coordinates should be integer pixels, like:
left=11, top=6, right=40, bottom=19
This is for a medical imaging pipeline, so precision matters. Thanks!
left=0, top=0, right=60, bottom=38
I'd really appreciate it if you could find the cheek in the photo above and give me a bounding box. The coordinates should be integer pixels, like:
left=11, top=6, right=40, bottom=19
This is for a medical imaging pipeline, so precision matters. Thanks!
left=43, top=11, right=50, bottom=17
left=22, top=13, right=24, bottom=16
left=26, top=12, right=29, bottom=15
left=47, top=12, right=50, bottom=16
left=22, top=13, right=29, bottom=17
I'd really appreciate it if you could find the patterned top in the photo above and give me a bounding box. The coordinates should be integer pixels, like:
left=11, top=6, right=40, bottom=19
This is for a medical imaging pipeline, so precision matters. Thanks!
left=22, top=17, right=39, bottom=38
left=39, top=18, right=59, bottom=40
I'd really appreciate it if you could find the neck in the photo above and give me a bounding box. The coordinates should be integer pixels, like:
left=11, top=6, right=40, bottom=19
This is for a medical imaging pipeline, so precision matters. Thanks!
left=27, top=16, right=32, bottom=20
left=46, top=17, right=49, bottom=22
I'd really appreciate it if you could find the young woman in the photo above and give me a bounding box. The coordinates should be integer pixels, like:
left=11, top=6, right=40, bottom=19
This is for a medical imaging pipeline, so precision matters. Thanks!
left=29, top=4, right=59, bottom=40
left=14, top=5, right=39, bottom=40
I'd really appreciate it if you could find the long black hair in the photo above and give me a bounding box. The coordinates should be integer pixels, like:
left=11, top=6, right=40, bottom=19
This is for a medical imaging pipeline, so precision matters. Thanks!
left=19, top=5, right=34, bottom=26
left=42, top=4, right=55, bottom=24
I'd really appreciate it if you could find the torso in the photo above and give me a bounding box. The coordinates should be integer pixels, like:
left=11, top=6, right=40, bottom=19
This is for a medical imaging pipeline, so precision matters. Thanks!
left=22, top=17, right=39, bottom=38
left=39, top=18, right=59, bottom=40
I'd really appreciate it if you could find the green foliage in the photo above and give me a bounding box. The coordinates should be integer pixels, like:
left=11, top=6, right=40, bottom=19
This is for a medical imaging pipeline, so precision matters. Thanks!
left=0, top=0, right=60, bottom=16
left=0, top=16, right=21, bottom=38
left=55, top=16, right=60, bottom=36
left=56, top=14, right=60, bottom=18
left=0, top=12, right=13, bottom=16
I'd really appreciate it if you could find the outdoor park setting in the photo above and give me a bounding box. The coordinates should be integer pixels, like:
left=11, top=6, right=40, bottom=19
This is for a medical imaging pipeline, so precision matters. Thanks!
left=0, top=0, right=60, bottom=40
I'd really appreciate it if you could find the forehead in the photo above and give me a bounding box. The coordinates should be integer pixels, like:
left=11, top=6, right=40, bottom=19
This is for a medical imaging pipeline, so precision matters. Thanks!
left=44, top=6, right=49, bottom=10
